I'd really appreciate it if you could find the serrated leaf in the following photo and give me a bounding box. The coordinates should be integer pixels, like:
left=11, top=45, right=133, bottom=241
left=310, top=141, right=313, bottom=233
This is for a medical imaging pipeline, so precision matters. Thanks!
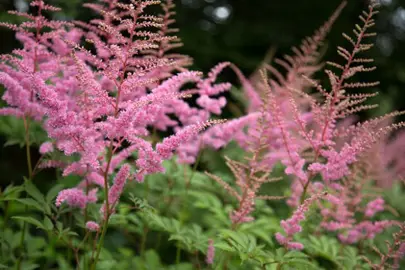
left=214, top=242, right=235, bottom=252
left=221, top=230, right=246, bottom=248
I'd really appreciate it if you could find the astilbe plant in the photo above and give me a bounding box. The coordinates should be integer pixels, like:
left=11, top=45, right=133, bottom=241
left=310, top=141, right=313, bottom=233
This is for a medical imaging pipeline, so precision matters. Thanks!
left=0, top=0, right=405, bottom=269
left=200, top=0, right=404, bottom=252
left=0, top=0, right=226, bottom=268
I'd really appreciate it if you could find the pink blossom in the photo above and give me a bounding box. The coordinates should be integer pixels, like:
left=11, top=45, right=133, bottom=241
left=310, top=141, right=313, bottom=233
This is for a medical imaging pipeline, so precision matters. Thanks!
left=56, top=188, right=98, bottom=209
left=157, top=121, right=220, bottom=160
left=394, top=242, right=405, bottom=269
left=276, top=193, right=325, bottom=250
left=206, top=239, right=215, bottom=265
left=39, top=142, right=54, bottom=154
left=100, top=164, right=131, bottom=218
left=338, top=220, right=399, bottom=244
left=308, top=144, right=358, bottom=182
left=196, top=95, right=226, bottom=115
left=364, top=197, right=384, bottom=218
left=86, top=221, right=100, bottom=232
left=287, top=242, right=304, bottom=250
left=230, top=190, right=256, bottom=224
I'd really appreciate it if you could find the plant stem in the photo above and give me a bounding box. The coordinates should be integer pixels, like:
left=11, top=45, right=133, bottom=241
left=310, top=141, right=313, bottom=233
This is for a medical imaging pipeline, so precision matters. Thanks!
left=90, top=221, right=108, bottom=270
left=140, top=226, right=149, bottom=257
left=88, top=134, right=121, bottom=269
left=194, top=250, right=201, bottom=270
left=175, top=151, right=203, bottom=261
left=23, top=117, right=33, bottom=180
left=176, top=244, right=181, bottom=264
left=90, top=145, right=113, bottom=270
left=15, top=116, right=33, bottom=270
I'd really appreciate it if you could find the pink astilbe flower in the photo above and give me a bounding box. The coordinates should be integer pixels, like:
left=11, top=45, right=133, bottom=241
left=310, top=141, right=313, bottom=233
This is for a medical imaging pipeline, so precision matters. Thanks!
left=197, top=95, right=227, bottom=115
left=0, top=0, right=75, bottom=121
left=338, top=220, right=400, bottom=244
left=55, top=188, right=98, bottom=209
left=175, top=62, right=259, bottom=163
left=206, top=239, right=215, bottom=265
left=320, top=193, right=354, bottom=232
left=394, top=242, right=405, bottom=269
left=86, top=221, right=100, bottom=232
left=230, top=189, right=256, bottom=224
left=156, top=120, right=225, bottom=160
left=318, top=168, right=396, bottom=244
left=100, top=164, right=131, bottom=218
left=197, top=2, right=347, bottom=174
left=276, top=193, right=325, bottom=250
left=202, top=113, right=260, bottom=150
left=0, top=0, right=227, bottom=211
left=308, top=144, right=358, bottom=182
left=39, top=142, right=54, bottom=154
left=364, top=197, right=385, bottom=218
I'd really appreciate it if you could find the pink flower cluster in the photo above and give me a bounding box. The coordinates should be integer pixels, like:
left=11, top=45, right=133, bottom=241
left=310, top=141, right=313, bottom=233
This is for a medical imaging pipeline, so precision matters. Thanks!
left=205, top=239, right=215, bottom=265
left=192, top=1, right=400, bottom=249
left=0, top=0, right=231, bottom=217
left=86, top=221, right=100, bottom=232
left=56, top=188, right=98, bottom=209
left=276, top=193, right=325, bottom=250
left=338, top=221, right=399, bottom=244
left=365, top=197, right=385, bottom=218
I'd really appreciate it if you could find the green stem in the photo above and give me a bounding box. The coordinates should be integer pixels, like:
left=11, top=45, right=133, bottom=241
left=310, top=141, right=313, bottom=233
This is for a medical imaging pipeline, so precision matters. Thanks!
left=194, top=250, right=201, bottom=270
left=90, top=145, right=113, bottom=270
left=300, top=180, right=311, bottom=204
left=186, top=150, right=203, bottom=189
left=15, top=222, right=27, bottom=270
left=175, top=151, right=203, bottom=261
left=90, top=215, right=108, bottom=270
left=140, top=179, right=150, bottom=257
left=140, top=226, right=149, bottom=257
left=176, top=244, right=181, bottom=264
left=24, top=117, right=33, bottom=180
left=15, top=116, right=33, bottom=270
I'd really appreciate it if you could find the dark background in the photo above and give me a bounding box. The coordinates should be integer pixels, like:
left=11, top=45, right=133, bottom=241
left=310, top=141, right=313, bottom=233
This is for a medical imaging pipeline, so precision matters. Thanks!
left=0, top=0, right=405, bottom=185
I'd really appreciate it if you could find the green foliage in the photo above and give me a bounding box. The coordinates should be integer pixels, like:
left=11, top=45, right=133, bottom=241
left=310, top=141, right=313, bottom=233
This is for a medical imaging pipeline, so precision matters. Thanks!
left=0, top=116, right=47, bottom=147
left=0, top=142, right=404, bottom=269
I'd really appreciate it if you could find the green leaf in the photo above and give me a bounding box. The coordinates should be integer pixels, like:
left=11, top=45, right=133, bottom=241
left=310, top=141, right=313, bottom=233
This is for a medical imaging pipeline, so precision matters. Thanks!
left=0, top=185, right=23, bottom=200
left=215, top=242, right=235, bottom=252
left=18, top=262, right=40, bottom=270
left=43, top=217, right=54, bottom=231
left=46, top=184, right=63, bottom=204
left=12, top=216, right=44, bottom=230
left=144, top=250, right=162, bottom=269
left=24, top=179, right=45, bottom=203
left=15, top=198, right=44, bottom=212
